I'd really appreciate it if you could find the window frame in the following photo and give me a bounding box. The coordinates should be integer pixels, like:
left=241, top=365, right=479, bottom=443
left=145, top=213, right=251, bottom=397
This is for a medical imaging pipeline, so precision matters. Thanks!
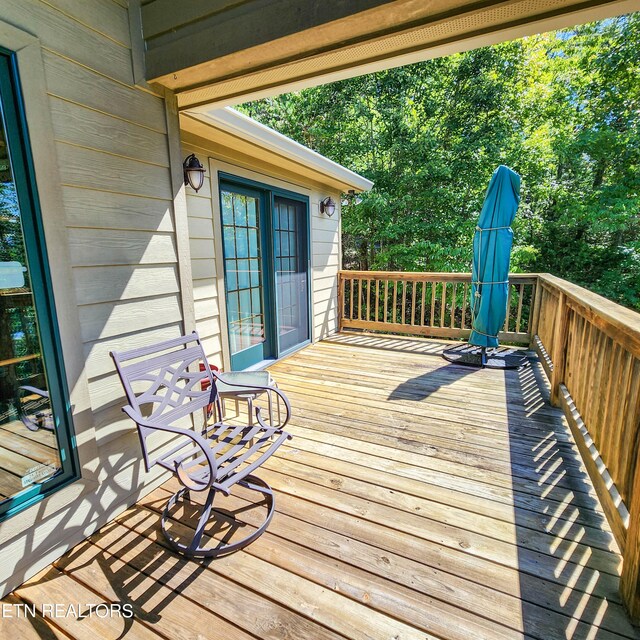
left=0, top=47, right=79, bottom=521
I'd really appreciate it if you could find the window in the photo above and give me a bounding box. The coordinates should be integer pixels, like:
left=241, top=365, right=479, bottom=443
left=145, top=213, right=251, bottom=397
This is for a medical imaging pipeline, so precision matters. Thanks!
left=0, top=49, right=77, bottom=519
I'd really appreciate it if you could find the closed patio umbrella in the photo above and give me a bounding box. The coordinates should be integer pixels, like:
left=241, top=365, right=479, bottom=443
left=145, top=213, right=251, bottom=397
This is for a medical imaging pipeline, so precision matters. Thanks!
left=443, top=165, right=526, bottom=368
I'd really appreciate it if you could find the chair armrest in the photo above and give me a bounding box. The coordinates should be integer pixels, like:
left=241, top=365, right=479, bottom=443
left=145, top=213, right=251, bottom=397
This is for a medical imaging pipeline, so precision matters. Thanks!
left=19, top=385, right=49, bottom=399
left=121, top=405, right=218, bottom=491
left=213, top=371, right=292, bottom=428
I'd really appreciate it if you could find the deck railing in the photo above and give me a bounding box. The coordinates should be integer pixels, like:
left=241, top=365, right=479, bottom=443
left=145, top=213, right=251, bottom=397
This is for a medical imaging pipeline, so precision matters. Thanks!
left=338, top=271, right=537, bottom=344
left=532, top=274, right=640, bottom=619
left=338, top=269, right=640, bottom=619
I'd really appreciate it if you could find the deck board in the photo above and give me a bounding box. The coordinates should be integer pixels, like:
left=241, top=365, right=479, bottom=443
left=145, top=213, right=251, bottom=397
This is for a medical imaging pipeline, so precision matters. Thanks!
left=4, top=334, right=638, bottom=639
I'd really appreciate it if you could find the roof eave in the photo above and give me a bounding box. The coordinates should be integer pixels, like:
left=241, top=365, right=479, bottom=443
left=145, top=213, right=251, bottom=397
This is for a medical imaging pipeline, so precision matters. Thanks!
left=183, top=106, right=374, bottom=193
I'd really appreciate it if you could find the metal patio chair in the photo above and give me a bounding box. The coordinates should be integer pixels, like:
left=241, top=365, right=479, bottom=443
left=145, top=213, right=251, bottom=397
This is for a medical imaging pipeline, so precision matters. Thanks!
left=18, top=386, right=55, bottom=432
left=110, top=332, right=292, bottom=558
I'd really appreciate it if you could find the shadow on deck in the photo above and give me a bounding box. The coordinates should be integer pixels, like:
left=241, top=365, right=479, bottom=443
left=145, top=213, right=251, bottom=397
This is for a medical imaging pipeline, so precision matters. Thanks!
left=3, top=333, right=638, bottom=640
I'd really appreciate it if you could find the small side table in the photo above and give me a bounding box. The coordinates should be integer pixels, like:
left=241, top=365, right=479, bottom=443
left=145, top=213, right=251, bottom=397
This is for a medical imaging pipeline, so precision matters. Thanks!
left=214, top=370, right=281, bottom=428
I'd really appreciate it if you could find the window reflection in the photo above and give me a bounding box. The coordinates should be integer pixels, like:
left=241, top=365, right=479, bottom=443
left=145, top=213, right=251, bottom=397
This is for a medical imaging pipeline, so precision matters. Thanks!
left=0, top=104, right=61, bottom=501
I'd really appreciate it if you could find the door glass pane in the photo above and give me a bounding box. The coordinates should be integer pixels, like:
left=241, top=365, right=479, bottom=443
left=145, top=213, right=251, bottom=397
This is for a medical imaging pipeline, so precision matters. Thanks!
left=274, top=197, right=309, bottom=352
left=0, top=104, right=63, bottom=504
left=221, top=190, right=265, bottom=357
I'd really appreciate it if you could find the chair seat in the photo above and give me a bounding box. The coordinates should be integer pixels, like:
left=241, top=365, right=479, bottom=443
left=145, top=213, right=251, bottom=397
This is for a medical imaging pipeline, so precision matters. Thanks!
left=157, top=420, right=288, bottom=494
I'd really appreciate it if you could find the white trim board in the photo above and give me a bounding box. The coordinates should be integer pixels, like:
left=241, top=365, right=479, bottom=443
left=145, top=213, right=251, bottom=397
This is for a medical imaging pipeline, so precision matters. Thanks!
left=182, top=107, right=373, bottom=194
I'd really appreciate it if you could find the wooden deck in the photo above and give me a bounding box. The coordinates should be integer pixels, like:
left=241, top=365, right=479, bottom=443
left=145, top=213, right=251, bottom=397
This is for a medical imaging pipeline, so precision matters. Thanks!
left=3, top=334, right=638, bottom=640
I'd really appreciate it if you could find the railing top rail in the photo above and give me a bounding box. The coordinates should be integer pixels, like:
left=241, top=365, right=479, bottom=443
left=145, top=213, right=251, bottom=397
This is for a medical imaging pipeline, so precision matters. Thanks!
left=339, top=270, right=539, bottom=283
left=539, top=273, right=640, bottom=358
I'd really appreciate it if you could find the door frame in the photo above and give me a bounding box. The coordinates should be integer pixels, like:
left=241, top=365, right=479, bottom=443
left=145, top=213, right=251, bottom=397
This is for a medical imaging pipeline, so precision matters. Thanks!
left=217, top=171, right=312, bottom=368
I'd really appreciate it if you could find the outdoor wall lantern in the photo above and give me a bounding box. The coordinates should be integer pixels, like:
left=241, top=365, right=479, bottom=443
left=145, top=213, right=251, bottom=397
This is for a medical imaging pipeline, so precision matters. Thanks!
left=183, top=154, right=206, bottom=192
left=320, top=196, right=336, bottom=216
left=341, top=189, right=363, bottom=206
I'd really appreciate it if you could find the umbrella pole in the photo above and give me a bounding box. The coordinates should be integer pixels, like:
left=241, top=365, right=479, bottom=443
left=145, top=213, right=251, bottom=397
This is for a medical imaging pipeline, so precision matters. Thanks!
left=481, top=346, right=487, bottom=368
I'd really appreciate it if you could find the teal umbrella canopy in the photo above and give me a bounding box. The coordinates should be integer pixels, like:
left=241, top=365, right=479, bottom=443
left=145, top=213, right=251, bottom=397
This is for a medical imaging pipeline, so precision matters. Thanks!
left=469, top=165, right=521, bottom=348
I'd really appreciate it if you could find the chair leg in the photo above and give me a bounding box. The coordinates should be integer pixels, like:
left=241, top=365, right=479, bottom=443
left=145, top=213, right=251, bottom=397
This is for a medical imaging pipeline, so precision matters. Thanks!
left=188, top=486, right=216, bottom=553
left=161, top=476, right=275, bottom=558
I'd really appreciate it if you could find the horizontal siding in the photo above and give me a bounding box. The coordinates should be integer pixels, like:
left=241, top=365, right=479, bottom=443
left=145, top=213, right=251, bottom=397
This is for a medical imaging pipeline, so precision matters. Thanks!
left=63, top=188, right=175, bottom=233
left=43, top=0, right=131, bottom=46
left=84, top=324, right=185, bottom=380
left=191, top=257, right=217, bottom=280
left=56, top=144, right=173, bottom=200
left=188, top=216, right=215, bottom=239
left=186, top=194, right=214, bottom=218
left=313, top=251, right=339, bottom=268
left=0, top=0, right=184, bottom=598
left=190, top=237, right=216, bottom=259
left=193, top=280, right=219, bottom=301
left=32, top=0, right=182, bottom=414
left=73, top=264, right=180, bottom=305
left=1, top=0, right=132, bottom=84
left=78, top=294, right=183, bottom=343
left=50, top=97, right=170, bottom=167
left=195, top=297, right=220, bottom=321
left=42, top=51, right=167, bottom=131
left=67, top=228, right=177, bottom=267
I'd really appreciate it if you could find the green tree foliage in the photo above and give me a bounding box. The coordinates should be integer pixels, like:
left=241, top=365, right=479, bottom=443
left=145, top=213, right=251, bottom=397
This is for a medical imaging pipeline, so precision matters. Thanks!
left=240, top=15, right=640, bottom=309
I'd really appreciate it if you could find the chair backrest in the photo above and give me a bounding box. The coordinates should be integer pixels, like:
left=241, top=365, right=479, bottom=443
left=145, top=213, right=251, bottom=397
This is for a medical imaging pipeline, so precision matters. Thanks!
left=110, top=332, right=218, bottom=467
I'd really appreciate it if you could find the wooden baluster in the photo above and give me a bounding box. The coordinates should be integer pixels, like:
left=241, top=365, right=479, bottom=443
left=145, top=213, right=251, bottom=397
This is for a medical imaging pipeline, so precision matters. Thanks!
left=578, top=321, right=593, bottom=415
left=410, top=282, right=416, bottom=326
left=350, top=279, right=355, bottom=320
left=550, top=292, right=569, bottom=406
left=570, top=314, right=586, bottom=407
left=515, top=283, right=524, bottom=334
left=503, top=283, right=511, bottom=332
left=338, top=274, right=344, bottom=331
left=420, top=281, right=427, bottom=327
left=585, top=330, right=606, bottom=437
left=461, top=282, right=468, bottom=330
left=529, top=281, right=540, bottom=344
left=384, top=280, right=389, bottom=323
left=596, top=337, right=616, bottom=464
left=450, top=282, right=457, bottom=329
left=393, top=281, right=398, bottom=324
left=440, top=282, right=446, bottom=327
left=366, top=279, right=371, bottom=322
left=375, top=279, right=380, bottom=322
left=612, top=352, right=635, bottom=498
left=401, top=280, right=407, bottom=325
left=430, top=283, right=436, bottom=326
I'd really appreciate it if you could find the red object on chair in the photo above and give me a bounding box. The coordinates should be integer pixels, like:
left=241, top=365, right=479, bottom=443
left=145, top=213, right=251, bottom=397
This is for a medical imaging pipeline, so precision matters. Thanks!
left=199, top=362, right=219, bottom=419
left=199, top=362, right=219, bottom=391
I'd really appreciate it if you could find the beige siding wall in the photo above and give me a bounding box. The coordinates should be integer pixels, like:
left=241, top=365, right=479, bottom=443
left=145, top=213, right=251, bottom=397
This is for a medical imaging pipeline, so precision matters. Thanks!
left=181, top=129, right=341, bottom=368
left=0, top=0, right=183, bottom=595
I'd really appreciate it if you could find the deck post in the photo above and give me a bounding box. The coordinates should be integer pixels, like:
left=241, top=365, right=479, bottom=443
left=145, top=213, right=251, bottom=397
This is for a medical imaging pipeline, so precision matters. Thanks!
left=529, top=277, right=542, bottom=348
left=550, top=291, right=569, bottom=406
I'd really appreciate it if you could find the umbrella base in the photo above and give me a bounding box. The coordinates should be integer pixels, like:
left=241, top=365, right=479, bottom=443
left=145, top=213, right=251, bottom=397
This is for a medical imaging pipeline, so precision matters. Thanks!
left=442, top=345, right=529, bottom=370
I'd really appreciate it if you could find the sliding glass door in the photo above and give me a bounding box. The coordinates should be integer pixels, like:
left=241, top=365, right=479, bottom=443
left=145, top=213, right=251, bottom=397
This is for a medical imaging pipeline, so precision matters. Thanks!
left=220, top=185, right=271, bottom=370
left=219, top=178, right=310, bottom=369
left=274, top=196, right=309, bottom=353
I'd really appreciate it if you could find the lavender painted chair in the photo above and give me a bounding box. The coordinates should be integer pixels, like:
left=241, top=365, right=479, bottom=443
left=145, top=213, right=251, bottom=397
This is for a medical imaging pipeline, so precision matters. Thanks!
left=110, top=332, right=291, bottom=558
